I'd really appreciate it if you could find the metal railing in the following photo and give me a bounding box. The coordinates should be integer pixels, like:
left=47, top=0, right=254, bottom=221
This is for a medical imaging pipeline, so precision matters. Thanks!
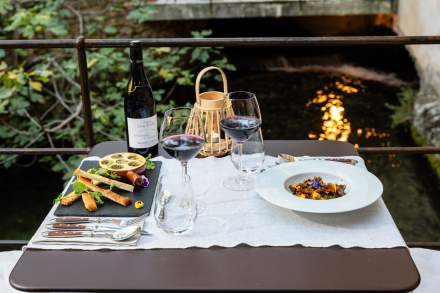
left=1, top=35, right=440, bottom=249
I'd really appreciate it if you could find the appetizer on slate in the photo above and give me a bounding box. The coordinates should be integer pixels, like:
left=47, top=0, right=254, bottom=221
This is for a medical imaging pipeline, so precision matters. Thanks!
left=53, top=152, right=155, bottom=212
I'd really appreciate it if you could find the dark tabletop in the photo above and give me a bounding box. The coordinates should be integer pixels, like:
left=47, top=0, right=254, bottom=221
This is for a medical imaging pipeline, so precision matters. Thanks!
left=9, top=140, right=420, bottom=292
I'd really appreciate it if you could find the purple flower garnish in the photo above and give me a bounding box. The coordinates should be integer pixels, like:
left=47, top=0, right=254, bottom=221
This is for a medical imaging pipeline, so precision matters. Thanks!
left=308, top=179, right=321, bottom=189
left=140, top=175, right=150, bottom=188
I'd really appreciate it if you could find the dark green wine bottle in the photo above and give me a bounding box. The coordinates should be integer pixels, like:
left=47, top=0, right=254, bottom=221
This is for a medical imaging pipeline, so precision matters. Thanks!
left=124, top=40, right=158, bottom=156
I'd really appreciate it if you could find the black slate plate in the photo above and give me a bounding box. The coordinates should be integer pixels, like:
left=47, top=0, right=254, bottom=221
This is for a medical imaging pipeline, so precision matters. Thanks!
left=54, top=160, right=161, bottom=217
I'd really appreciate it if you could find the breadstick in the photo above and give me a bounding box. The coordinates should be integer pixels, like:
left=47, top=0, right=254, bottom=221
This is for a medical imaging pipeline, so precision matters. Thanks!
left=60, top=191, right=81, bottom=206
left=82, top=192, right=97, bottom=212
left=77, top=177, right=132, bottom=206
left=74, top=168, right=134, bottom=192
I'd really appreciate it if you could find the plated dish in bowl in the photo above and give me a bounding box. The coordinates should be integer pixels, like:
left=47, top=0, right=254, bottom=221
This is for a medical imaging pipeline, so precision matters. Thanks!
left=255, top=160, right=383, bottom=213
left=288, top=176, right=346, bottom=200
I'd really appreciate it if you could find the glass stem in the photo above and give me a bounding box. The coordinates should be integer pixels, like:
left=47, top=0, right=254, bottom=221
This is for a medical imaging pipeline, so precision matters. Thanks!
left=238, top=142, right=247, bottom=185
left=181, top=161, right=188, bottom=183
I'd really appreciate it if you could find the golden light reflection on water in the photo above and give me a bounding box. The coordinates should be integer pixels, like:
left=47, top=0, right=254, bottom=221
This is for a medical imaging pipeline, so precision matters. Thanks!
left=307, top=75, right=390, bottom=143
left=306, top=88, right=352, bottom=142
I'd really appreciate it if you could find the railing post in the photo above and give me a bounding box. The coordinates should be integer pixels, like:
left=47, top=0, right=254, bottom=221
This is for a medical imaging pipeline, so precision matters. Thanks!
left=76, top=36, right=95, bottom=147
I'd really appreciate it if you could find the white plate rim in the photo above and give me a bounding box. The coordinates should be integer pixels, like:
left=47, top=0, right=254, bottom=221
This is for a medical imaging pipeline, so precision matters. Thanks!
left=255, top=161, right=383, bottom=214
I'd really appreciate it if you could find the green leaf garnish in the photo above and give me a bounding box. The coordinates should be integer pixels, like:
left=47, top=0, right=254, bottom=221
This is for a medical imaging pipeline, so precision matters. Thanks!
left=108, top=172, right=121, bottom=180
left=73, top=181, right=88, bottom=195
left=145, top=154, right=155, bottom=171
left=53, top=193, right=63, bottom=205
left=87, top=167, right=122, bottom=179
left=109, top=182, right=115, bottom=191
left=90, top=191, right=104, bottom=205
left=87, top=168, right=98, bottom=174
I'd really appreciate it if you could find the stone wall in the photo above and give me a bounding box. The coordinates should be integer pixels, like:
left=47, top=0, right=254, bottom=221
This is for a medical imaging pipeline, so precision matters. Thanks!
left=397, top=0, right=440, bottom=147
left=147, top=0, right=396, bottom=20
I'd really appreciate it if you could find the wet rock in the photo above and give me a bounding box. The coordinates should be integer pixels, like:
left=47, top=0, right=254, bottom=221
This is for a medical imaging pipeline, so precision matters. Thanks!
left=413, top=83, right=440, bottom=148
left=398, top=0, right=440, bottom=152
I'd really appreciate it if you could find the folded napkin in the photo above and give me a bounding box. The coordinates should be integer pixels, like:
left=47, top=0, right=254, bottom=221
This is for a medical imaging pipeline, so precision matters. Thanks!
left=26, top=155, right=406, bottom=250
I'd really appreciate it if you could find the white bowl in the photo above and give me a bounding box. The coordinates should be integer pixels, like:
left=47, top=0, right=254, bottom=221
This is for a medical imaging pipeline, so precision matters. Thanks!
left=255, top=161, right=383, bottom=213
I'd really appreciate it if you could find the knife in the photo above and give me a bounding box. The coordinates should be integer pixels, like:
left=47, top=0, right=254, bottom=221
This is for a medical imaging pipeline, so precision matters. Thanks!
left=42, top=230, right=99, bottom=238
left=32, top=240, right=138, bottom=247
left=46, top=223, right=88, bottom=230
left=46, top=223, right=118, bottom=231
left=33, top=233, right=140, bottom=246
left=46, top=223, right=152, bottom=235
left=42, top=224, right=141, bottom=241
left=49, top=217, right=95, bottom=224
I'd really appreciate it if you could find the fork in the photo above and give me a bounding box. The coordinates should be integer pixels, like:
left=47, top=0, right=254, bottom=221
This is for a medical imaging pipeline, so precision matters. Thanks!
left=278, top=154, right=358, bottom=165
left=49, top=215, right=147, bottom=227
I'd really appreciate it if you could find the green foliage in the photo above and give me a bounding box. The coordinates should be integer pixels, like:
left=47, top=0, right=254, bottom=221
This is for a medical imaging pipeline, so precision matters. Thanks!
left=386, top=87, right=416, bottom=128
left=127, top=0, right=156, bottom=24
left=90, top=191, right=104, bottom=205
left=52, top=193, right=63, bottom=205
left=145, top=154, right=155, bottom=170
left=411, top=126, right=440, bottom=180
left=4, top=0, right=69, bottom=38
left=87, top=168, right=122, bottom=180
left=0, top=1, right=235, bottom=176
left=72, top=181, right=88, bottom=195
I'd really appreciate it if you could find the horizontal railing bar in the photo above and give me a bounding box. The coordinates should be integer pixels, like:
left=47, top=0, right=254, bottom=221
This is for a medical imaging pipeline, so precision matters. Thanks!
left=358, top=146, right=440, bottom=154
left=87, top=36, right=440, bottom=48
left=1, top=35, right=440, bottom=49
left=0, top=148, right=90, bottom=155
left=1, top=147, right=440, bottom=155
left=407, top=241, right=440, bottom=250
left=0, top=240, right=28, bottom=245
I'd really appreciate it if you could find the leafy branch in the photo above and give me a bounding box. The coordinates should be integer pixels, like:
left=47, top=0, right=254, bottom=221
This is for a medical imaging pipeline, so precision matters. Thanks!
left=0, top=0, right=235, bottom=178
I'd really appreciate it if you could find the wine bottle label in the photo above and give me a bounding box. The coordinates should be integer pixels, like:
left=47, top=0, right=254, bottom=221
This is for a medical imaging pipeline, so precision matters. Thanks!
left=127, top=115, right=158, bottom=148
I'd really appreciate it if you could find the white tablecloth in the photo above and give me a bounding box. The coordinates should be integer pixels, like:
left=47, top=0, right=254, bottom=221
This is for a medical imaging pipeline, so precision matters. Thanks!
left=26, top=155, right=406, bottom=250
left=0, top=251, right=22, bottom=293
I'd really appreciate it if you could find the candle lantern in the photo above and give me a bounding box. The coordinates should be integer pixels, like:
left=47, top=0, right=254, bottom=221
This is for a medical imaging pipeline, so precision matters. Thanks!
left=186, top=66, right=233, bottom=157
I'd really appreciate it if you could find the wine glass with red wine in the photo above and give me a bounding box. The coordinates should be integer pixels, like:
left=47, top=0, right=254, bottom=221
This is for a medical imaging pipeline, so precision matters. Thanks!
left=220, top=91, right=262, bottom=191
left=158, top=107, right=205, bottom=234
left=160, top=107, right=206, bottom=172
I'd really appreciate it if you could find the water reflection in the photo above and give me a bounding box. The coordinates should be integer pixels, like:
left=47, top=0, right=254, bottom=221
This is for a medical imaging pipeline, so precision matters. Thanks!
left=306, top=84, right=352, bottom=142
left=307, top=75, right=390, bottom=143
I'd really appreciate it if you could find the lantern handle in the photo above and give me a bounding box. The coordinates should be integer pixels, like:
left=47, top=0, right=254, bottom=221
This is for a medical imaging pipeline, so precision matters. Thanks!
left=195, top=66, right=228, bottom=104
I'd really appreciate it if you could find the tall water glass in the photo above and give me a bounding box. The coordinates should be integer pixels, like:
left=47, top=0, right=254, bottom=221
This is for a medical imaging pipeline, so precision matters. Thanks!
left=157, top=107, right=205, bottom=234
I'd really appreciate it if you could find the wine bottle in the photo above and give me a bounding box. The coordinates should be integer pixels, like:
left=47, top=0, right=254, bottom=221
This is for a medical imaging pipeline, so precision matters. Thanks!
left=124, top=40, right=159, bottom=156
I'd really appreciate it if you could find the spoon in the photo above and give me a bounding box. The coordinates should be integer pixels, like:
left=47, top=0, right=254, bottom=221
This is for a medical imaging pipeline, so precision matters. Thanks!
left=42, top=225, right=140, bottom=242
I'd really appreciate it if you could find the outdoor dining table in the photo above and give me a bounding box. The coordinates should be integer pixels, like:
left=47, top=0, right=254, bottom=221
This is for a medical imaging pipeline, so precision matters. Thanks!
left=9, top=140, right=420, bottom=292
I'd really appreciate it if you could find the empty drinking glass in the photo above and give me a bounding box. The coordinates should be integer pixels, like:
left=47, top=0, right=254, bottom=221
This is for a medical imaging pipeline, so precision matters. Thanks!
left=230, top=129, right=265, bottom=190
left=154, top=173, right=197, bottom=235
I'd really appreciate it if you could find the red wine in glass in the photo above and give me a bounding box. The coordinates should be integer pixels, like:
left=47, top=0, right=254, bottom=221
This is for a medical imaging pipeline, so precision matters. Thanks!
left=221, top=91, right=262, bottom=191
left=220, top=116, right=261, bottom=142
left=161, top=134, right=205, bottom=162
